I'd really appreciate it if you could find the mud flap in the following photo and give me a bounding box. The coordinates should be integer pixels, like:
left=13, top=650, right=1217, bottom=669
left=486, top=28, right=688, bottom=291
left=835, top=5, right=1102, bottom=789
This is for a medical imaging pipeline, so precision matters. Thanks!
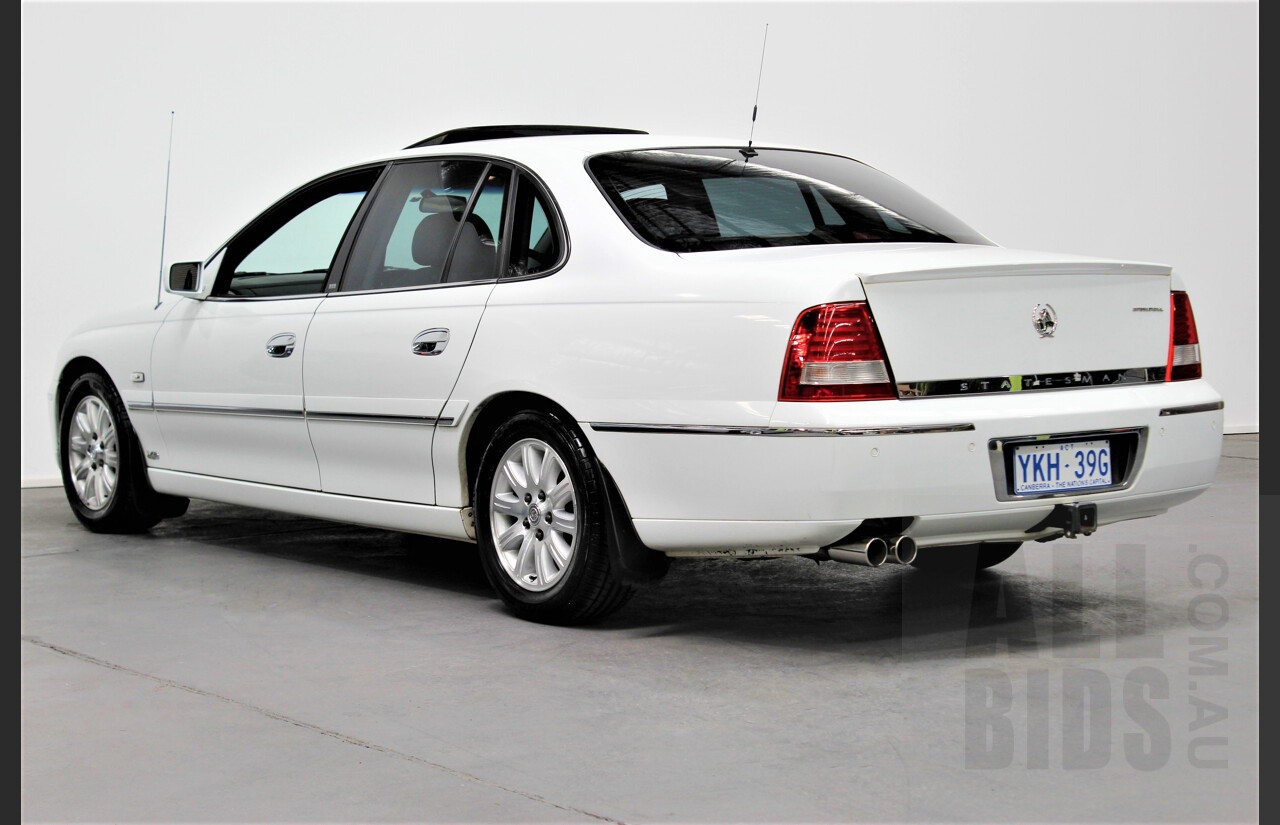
left=598, top=465, right=670, bottom=584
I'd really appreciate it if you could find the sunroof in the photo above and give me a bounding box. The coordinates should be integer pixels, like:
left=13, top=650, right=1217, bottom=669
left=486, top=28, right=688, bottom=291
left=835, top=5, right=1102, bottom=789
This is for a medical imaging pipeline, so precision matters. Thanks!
left=404, top=125, right=648, bottom=150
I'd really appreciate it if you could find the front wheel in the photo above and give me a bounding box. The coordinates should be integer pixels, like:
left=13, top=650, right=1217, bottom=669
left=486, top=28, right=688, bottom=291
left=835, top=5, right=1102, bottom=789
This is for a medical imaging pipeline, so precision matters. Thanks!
left=59, top=371, right=188, bottom=533
left=473, top=410, right=633, bottom=624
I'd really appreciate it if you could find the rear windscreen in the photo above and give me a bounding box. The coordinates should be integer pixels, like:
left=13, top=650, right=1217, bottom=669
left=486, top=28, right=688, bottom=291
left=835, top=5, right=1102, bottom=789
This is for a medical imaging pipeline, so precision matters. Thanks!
left=587, top=148, right=990, bottom=252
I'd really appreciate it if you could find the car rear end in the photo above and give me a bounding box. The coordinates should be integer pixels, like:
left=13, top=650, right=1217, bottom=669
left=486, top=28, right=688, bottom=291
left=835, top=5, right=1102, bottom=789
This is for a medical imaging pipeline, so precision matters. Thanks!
left=576, top=144, right=1223, bottom=557
left=586, top=264, right=1221, bottom=556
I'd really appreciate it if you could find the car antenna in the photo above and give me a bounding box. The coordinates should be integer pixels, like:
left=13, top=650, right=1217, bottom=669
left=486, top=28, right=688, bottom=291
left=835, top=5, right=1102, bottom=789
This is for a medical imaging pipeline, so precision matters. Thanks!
left=741, top=23, right=769, bottom=161
left=155, top=110, right=175, bottom=309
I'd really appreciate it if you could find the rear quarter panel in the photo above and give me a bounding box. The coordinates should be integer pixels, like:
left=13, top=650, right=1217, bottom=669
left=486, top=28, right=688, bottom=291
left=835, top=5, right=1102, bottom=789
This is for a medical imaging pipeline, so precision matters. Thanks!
left=435, top=254, right=805, bottom=507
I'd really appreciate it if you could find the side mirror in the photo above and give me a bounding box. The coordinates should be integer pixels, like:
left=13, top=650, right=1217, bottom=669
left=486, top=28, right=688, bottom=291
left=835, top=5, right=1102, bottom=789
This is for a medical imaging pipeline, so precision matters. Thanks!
left=167, top=262, right=202, bottom=295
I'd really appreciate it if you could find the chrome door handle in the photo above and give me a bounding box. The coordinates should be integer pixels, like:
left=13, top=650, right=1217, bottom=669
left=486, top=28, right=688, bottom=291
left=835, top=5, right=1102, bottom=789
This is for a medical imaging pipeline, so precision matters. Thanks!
left=266, top=333, right=296, bottom=358
left=412, top=328, right=450, bottom=356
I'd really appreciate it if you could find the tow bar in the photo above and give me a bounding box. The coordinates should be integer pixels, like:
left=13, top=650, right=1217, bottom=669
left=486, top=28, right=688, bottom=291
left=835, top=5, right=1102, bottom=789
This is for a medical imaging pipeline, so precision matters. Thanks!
left=1027, top=503, right=1098, bottom=538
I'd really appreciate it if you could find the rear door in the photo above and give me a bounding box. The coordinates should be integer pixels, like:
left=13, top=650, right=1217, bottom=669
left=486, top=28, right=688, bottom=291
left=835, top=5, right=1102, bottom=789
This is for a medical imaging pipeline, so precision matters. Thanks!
left=302, top=159, right=513, bottom=504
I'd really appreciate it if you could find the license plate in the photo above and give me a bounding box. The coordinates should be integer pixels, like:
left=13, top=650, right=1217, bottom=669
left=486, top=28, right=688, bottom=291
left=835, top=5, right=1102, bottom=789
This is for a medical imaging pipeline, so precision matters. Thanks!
left=1012, top=439, right=1112, bottom=494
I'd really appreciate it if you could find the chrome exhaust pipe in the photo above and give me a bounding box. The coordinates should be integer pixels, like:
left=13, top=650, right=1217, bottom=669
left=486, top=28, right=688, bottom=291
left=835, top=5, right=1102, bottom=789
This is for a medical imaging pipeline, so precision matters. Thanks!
left=886, top=535, right=917, bottom=565
left=827, top=537, right=888, bottom=567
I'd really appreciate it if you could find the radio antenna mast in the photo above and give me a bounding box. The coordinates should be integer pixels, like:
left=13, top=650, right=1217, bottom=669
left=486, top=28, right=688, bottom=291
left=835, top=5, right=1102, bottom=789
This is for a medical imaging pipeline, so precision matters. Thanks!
left=747, top=24, right=769, bottom=150
left=155, top=110, right=175, bottom=309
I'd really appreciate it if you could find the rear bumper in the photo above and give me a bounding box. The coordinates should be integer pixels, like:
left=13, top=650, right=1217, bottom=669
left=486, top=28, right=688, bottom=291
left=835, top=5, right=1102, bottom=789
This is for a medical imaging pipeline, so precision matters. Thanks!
left=585, top=380, right=1223, bottom=555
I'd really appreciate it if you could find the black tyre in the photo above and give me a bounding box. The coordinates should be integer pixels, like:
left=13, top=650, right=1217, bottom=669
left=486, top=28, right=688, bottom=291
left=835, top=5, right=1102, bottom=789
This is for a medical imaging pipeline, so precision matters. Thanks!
left=473, top=409, right=633, bottom=624
left=910, top=541, right=1023, bottom=572
left=59, top=371, right=189, bottom=533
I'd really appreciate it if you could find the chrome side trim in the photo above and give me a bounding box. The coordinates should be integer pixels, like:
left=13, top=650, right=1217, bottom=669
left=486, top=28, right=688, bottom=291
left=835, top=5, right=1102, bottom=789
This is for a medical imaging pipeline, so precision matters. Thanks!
left=898, top=367, right=1165, bottom=399
left=589, top=422, right=975, bottom=436
left=1159, top=401, right=1225, bottom=417
left=152, top=403, right=303, bottom=419
left=141, top=401, right=451, bottom=426
left=126, top=402, right=153, bottom=412
left=306, top=411, right=452, bottom=427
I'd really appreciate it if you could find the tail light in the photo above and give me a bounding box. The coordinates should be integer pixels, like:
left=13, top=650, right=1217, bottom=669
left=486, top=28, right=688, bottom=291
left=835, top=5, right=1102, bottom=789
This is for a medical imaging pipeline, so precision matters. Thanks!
left=1166, top=290, right=1202, bottom=381
left=779, top=302, right=896, bottom=401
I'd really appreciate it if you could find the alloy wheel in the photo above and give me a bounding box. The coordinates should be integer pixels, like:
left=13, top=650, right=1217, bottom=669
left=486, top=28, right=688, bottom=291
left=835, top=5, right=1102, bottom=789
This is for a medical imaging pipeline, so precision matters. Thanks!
left=488, top=438, right=577, bottom=591
left=67, top=395, right=119, bottom=511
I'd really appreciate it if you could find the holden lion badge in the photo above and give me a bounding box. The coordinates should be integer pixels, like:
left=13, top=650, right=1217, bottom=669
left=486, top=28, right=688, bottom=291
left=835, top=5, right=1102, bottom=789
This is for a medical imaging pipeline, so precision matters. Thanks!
left=1032, top=303, right=1058, bottom=338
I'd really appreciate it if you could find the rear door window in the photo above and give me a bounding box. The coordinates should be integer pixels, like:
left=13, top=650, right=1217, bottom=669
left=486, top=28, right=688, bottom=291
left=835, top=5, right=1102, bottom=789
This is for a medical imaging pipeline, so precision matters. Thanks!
left=338, top=159, right=503, bottom=292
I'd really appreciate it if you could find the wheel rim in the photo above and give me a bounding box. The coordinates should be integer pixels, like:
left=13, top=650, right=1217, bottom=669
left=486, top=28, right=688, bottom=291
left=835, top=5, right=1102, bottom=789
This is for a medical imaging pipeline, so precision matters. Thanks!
left=67, top=395, right=120, bottom=511
left=488, top=438, right=577, bottom=592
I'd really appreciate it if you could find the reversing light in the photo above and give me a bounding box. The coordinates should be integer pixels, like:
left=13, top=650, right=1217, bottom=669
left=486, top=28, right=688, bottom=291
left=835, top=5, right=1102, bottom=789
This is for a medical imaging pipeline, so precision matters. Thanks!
left=1166, top=291, right=1202, bottom=381
left=779, top=302, right=897, bottom=401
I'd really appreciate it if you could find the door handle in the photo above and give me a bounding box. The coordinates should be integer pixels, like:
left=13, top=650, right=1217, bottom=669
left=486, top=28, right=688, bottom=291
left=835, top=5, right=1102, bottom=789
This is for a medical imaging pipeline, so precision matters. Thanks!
left=412, top=328, right=450, bottom=356
left=266, top=333, right=296, bottom=358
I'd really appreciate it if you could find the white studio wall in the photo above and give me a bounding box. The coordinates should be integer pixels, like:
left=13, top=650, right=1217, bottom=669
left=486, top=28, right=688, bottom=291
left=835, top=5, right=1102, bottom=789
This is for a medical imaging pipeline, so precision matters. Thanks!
left=21, top=1, right=1258, bottom=484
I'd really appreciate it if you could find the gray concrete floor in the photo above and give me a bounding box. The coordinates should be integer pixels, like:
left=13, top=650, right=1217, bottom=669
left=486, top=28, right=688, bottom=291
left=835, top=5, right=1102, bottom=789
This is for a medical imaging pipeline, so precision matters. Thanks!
left=22, top=437, right=1258, bottom=823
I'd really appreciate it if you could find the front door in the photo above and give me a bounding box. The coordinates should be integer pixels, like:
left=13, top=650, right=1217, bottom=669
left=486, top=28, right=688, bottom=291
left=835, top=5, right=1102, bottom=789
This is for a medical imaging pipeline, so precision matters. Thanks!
left=150, top=166, right=383, bottom=489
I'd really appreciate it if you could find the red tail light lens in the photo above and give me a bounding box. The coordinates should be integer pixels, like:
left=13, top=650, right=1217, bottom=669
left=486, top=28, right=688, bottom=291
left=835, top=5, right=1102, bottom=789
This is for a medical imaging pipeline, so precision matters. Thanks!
left=779, top=302, right=896, bottom=401
left=1166, top=290, right=1202, bottom=381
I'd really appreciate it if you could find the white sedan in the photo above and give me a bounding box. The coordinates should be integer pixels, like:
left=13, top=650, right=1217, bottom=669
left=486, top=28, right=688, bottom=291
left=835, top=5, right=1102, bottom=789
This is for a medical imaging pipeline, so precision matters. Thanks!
left=51, top=125, right=1224, bottom=623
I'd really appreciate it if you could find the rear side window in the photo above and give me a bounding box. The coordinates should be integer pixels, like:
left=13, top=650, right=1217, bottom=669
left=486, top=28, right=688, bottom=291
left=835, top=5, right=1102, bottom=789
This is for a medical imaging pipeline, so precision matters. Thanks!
left=505, top=174, right=563, bottom=278
left=588, top=148, right=990, bottom=252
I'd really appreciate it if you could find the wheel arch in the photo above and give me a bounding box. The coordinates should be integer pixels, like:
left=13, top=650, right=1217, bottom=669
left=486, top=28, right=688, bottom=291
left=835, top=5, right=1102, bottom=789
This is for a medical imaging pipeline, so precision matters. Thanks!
left=458, top=390, right=668, bottom=584
left=54, top=359, right=188, bottom=530
left=461, top=391, right=579, bottom=504
left=57, top=356, right=111, bottom=415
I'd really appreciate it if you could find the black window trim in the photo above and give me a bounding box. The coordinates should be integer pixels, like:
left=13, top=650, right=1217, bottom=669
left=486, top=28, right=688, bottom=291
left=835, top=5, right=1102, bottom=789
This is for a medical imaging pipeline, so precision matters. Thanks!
left=440, top=162, right=497, bottom=285
left=322, top=153, right=572, bottom=298
left=322, top=163, right=395, bottom=293
left=582, top=145, right=993, bottom=253
left=204, top=161, right=392, bottom=302
left=500, top=173, right=520, bottom=277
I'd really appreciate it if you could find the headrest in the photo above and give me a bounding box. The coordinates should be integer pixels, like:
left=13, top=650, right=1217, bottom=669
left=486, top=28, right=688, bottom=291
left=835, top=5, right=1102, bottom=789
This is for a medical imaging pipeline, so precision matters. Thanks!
left=466, top=213, right=493, bottom=244
left=411, top=211, right=496, bottom=271
left=412, top=213, right=458, bottom=268
left=446, top=217, right=496, bottom=280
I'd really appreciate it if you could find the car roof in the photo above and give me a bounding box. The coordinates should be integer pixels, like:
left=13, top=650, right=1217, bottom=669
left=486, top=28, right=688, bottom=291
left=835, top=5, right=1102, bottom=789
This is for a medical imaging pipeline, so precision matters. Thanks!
left=356, top=129, right=817, bottom=168
left=403, top=125, right=649, bottom=148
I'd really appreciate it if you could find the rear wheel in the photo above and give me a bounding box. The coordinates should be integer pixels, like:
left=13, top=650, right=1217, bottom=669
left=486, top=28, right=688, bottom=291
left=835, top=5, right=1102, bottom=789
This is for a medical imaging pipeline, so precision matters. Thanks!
left=474, top=410, right=633, bottom=624
left=59, top=371, right=188, bottom=533
left=910, top=541, right=1023, bottom=572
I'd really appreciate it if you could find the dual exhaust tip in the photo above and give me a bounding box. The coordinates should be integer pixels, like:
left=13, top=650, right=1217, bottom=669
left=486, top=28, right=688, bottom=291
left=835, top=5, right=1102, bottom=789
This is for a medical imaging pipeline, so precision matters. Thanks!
left=826, top=536, right=917, bottom=567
